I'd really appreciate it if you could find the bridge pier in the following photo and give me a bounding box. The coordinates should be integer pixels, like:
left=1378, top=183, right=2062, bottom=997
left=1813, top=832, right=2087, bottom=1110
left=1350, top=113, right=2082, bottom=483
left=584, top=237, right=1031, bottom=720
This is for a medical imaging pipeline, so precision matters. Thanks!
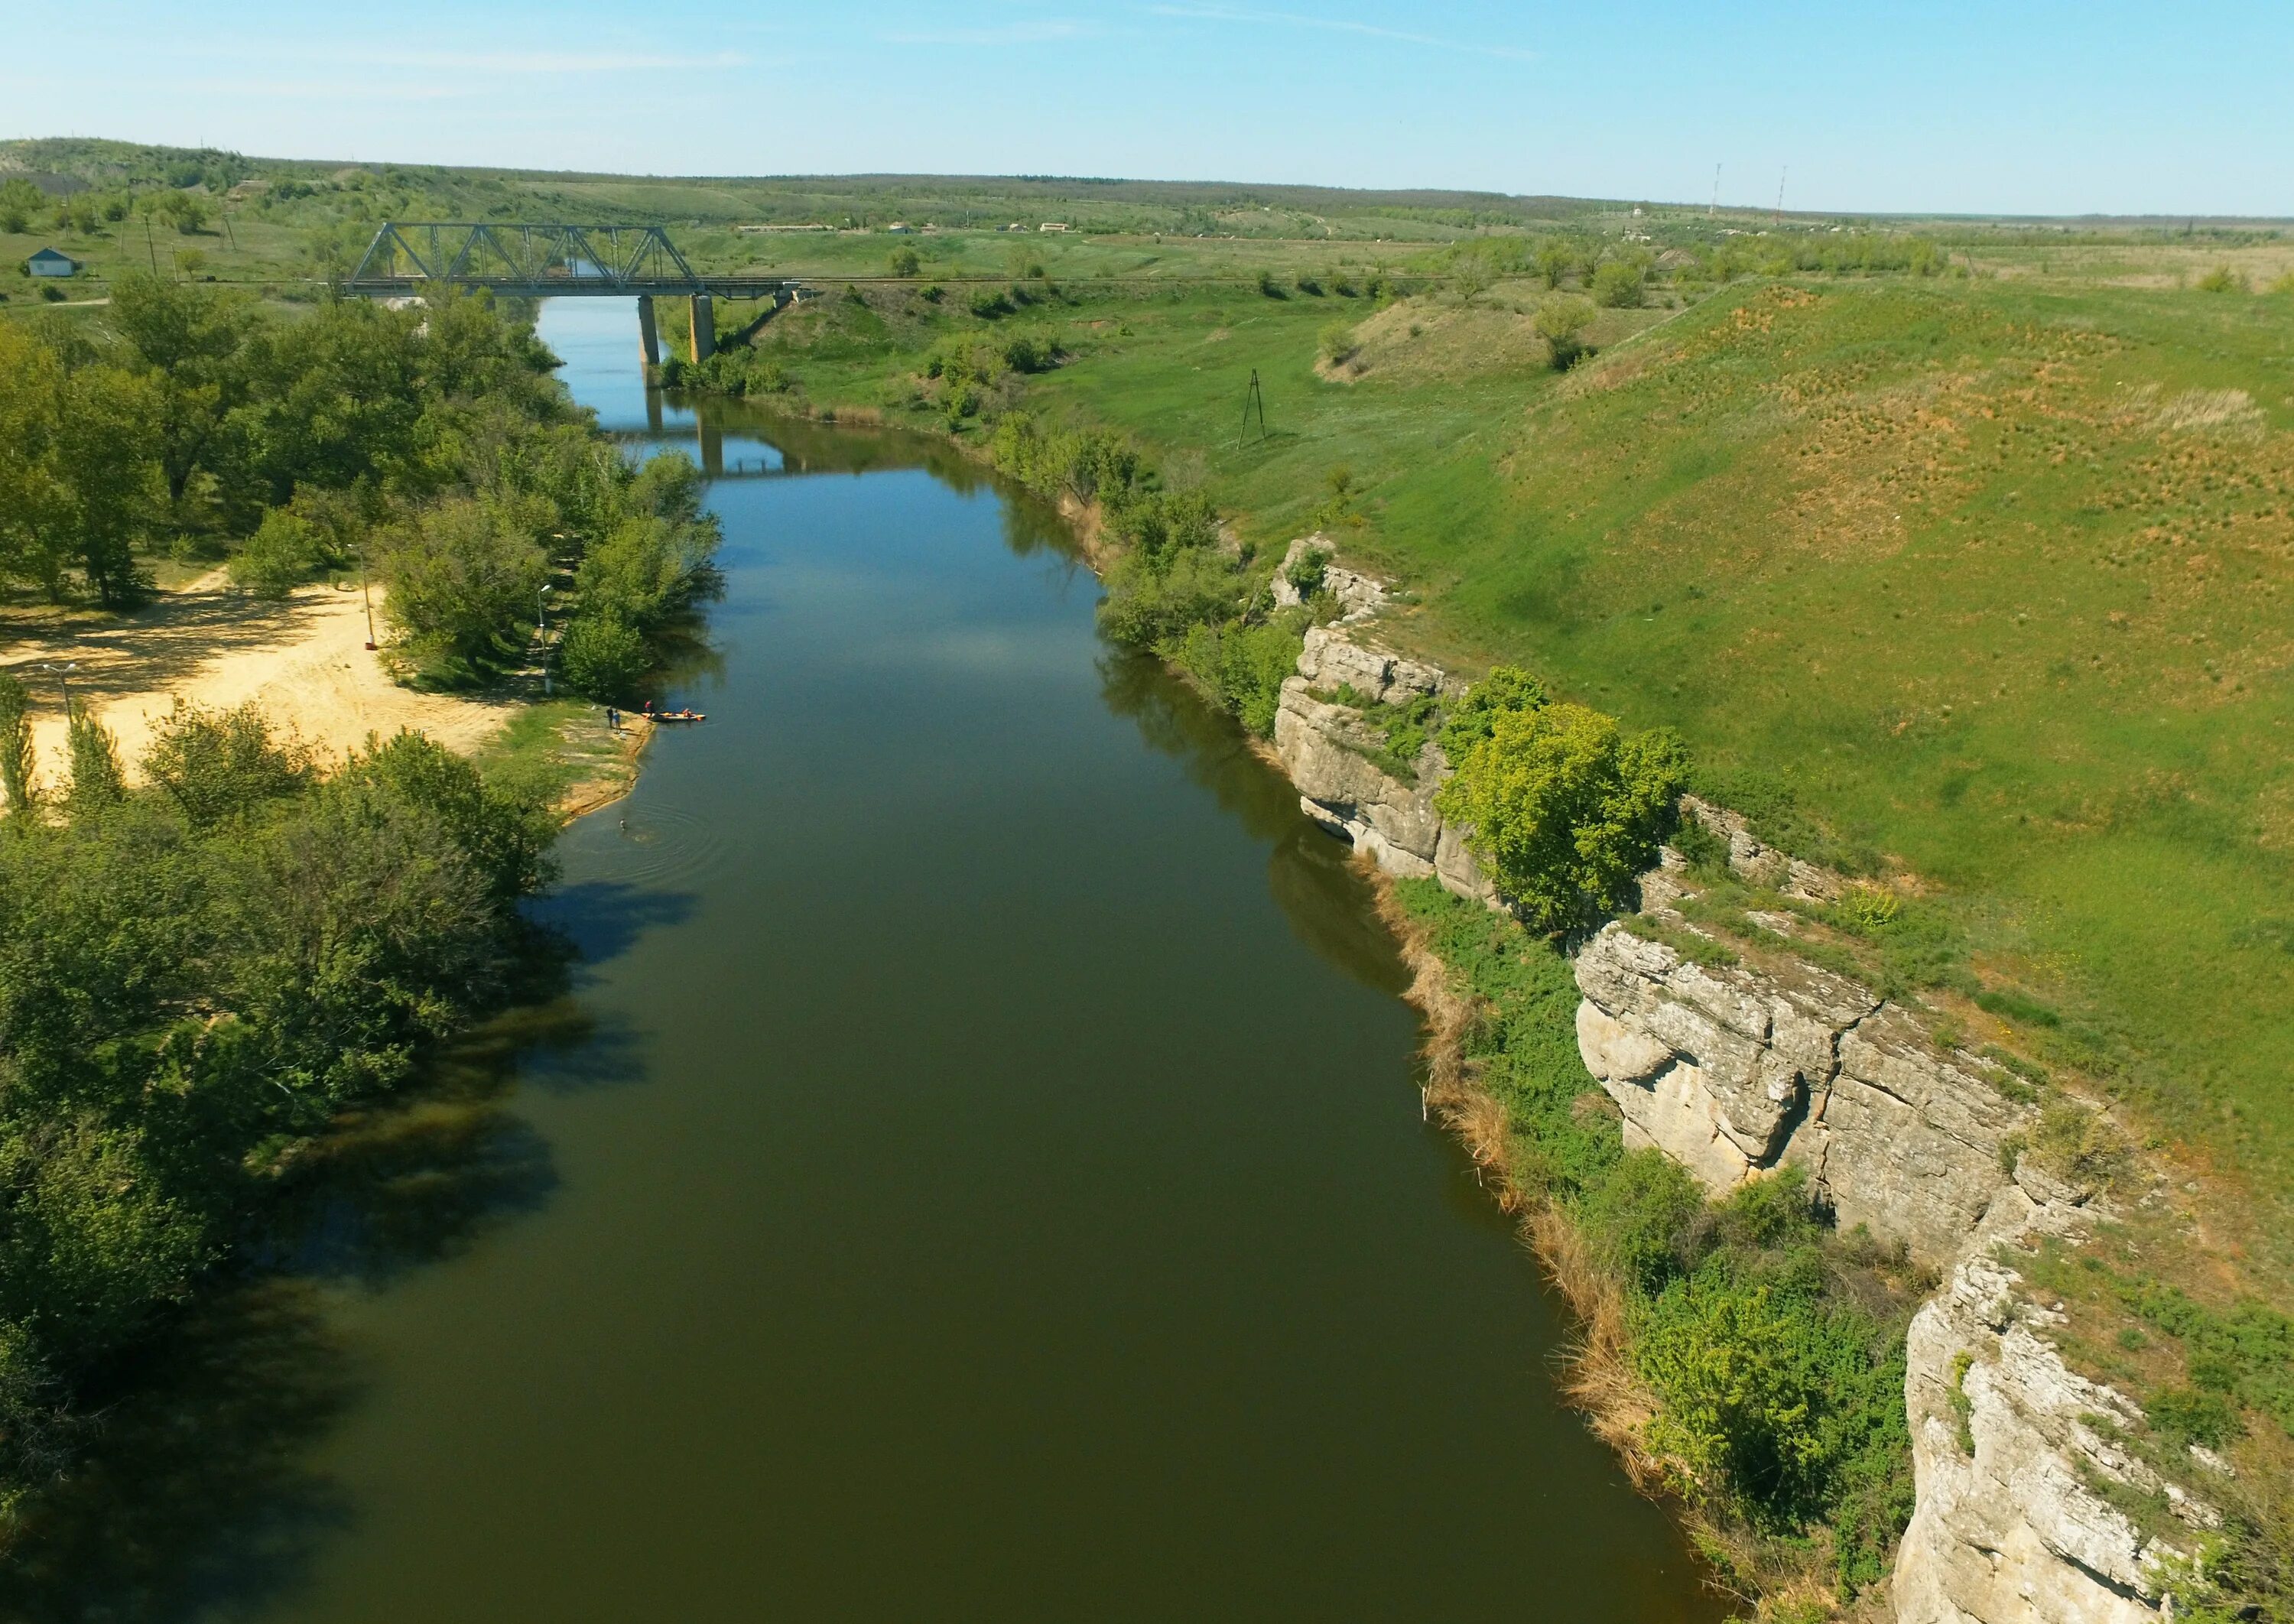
left=687, top=294, right=715, bottom=363
left=636, top=295, right=661, bottom=369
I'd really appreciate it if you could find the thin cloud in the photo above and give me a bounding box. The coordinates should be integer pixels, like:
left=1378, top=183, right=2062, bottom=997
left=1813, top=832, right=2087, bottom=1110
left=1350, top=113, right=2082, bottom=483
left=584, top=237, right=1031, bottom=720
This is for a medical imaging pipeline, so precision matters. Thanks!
left=878, top=21, right=1100, bottom=45
left=177, top=43, right=747, bottom=75
left=1145, top=5, right=1535, bottom=61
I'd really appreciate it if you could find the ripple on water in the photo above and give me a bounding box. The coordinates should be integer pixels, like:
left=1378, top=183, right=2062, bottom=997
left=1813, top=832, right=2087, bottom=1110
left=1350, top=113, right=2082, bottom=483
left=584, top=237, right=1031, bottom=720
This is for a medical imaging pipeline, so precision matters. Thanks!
left=595, top=799, right=732, bottom=889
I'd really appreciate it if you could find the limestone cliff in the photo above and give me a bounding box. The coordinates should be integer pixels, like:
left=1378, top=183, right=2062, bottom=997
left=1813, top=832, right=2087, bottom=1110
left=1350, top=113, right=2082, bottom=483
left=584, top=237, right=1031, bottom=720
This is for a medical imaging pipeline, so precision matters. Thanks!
left=1261, top=610, right=2201, bottom=1624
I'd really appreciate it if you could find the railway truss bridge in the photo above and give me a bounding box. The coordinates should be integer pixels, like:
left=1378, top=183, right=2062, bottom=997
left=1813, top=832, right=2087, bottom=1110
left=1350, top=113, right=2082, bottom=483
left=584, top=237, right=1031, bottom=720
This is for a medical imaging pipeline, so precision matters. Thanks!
left=345, top=222, right=811, bottom=364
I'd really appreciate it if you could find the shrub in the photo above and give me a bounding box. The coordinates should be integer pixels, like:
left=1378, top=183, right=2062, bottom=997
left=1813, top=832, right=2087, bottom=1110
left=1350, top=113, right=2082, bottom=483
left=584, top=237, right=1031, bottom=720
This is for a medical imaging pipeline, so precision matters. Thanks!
left=1592, top=261, right=1646, bottom=308
left=965, top=287, right=1013, bottom=319
left=229, top=510, right=323, bottom=599
left=1578, top=1149, right=1706, bottom=1292
left=1438, top=700, right=1688, bottom=931
left=1169, top=616, right=1306, bottom=737
left=1283, top=544, right=1331, bottom=598
left=1256, top=268, right=1285, bottom=298
left=2195, top=265, right=2247, bottom=294
left=2148, top=1385, right=2243, bottom=1449
left=1670, top=814, right=1730, bottom=875
left=1001, top=332, right=1056, bottom=374
left=887, top=245, right=921, bottom=278
left=1636, top=1274, right=1905, bottom=1535
left=1318, top=320, right=1359, bottom=365
left=557, top=612, right=649, bottom=703
left=62, top=706, right=125, bottom=817
left=1533, top=296, right=1597, bottom=368
left=1436, top=664, right=1546, bottom=758
left=142, top=701, right=314, bottom=829
left=0, top=674, right=37, bottom=814
left=1097, top=546, right=1243, bottom=648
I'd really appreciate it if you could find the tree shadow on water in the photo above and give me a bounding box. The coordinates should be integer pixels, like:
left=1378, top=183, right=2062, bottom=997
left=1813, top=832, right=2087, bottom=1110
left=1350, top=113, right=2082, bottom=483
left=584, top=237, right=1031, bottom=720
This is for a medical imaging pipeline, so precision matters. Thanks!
left=1097, top=648, right=1411, bottom=996
left=526, top=879, right=699, bottom=968
left=0, top=1281, right=356, bottom=1624
left=0, top=999, right=622, bottom=1619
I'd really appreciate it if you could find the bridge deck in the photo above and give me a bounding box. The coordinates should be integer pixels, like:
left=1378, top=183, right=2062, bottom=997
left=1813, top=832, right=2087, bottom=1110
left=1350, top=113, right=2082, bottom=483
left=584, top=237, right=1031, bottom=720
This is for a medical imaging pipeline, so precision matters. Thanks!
left=345, top=276, right=805, bottom=299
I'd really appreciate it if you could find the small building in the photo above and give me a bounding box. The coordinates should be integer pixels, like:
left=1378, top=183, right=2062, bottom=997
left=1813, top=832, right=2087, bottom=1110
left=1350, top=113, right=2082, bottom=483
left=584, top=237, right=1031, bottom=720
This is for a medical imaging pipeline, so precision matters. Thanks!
left=1038, top=222, right=1071, bottom=233
left=26, top=247, right=78, bottom=278
left=886, top=222, right=912, bottom=234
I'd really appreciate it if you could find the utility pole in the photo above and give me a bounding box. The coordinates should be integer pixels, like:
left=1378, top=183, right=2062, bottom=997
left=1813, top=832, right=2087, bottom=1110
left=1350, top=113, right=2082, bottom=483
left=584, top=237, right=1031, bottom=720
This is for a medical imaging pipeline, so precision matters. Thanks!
left=1238, top=369, right=1268, bottom=446
left=359, top=546, right=378, bottom=651
left=1711, top=164, right=1721, bottom=219
left=143, top=216, right=158, bottom=276
left=1774, top=167, right=1788, bottom=227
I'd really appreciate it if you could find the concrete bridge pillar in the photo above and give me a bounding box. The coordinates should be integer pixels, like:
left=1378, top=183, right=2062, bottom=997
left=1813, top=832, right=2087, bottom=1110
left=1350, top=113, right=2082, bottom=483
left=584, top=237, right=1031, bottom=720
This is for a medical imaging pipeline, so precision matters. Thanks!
left=688, top=294, right=715, bottom=363
left=636, top=295, right=661, bottom=369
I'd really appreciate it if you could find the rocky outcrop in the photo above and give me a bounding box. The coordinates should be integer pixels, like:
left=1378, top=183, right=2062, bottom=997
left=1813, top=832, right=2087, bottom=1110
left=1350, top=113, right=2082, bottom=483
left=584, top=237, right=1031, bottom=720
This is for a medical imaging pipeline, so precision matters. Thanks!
left=1271, top=625, right=1496, bottom=905
left=1896, top=1240, right=2208, bottom=1624
left=1575, top=921, right=2041, bottom=1269
left=1256, top=559, right=2181, bottom=1624
left=1272, top=533, right=1386, bottom=621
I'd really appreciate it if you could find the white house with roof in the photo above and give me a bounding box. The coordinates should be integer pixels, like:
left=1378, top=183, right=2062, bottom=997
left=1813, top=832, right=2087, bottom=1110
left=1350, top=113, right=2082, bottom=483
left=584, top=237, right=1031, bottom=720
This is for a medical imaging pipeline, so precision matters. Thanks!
left=26, top=247, right=79, bottom=278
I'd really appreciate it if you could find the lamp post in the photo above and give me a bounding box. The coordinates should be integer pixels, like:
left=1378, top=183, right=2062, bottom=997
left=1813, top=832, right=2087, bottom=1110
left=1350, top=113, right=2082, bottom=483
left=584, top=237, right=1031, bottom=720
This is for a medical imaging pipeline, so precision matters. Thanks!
left=359, top=545, right=378, bottom=651
left=36, top=662, right=77, bottom=719
left=537, top=586, right=554, bottom=697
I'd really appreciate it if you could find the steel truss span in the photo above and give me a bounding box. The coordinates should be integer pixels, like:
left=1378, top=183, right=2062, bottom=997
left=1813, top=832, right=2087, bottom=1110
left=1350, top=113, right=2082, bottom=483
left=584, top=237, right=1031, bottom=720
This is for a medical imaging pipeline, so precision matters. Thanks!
left=344, top=223, right=801, bottom=299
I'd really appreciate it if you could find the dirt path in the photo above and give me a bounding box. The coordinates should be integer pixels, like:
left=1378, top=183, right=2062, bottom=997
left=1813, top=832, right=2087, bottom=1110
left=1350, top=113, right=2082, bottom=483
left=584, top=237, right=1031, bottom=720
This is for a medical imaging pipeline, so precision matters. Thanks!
left=4, top=572, right=516, bottom=792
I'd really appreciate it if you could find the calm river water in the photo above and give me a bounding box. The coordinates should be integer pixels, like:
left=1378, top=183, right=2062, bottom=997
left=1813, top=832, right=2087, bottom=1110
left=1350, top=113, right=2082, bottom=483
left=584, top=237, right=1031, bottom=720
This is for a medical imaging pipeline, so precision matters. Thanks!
left=9, top=302, right=1723, bottom=1622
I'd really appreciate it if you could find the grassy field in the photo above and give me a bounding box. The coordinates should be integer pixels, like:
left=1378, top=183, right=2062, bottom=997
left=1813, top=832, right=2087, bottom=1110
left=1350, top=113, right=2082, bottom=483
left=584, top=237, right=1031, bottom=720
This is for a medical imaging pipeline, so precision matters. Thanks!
left=703, top=258, right=2294, bottom=1275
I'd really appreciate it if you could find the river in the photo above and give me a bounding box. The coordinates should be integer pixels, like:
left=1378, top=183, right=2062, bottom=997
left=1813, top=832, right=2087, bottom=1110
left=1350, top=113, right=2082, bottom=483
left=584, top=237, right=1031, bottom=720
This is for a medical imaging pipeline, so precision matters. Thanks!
left=8, top=300, right=1723, bottom=1622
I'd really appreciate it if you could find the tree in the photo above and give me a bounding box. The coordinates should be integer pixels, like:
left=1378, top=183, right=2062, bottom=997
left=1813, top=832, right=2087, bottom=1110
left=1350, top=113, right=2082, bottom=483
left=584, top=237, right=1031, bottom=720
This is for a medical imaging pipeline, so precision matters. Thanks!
left=558, top=613, right=649, bottom=701
left=1532, top=239, right=1574, bottom=290
left=106, top=273, right=249, bottom=514
left=1592, top=260, right=1646, bottom=309
left=63, top=706, right=126, bottom=818
left=887, top=245, right=921, bottom=278
left=375, top=493, right=551, bottom=671
left=0, top=674, right=37, bottom=816
left=50, top=365, right=162, bottom=609
left=1435, top=694, right=1687, bottom=932
left=0, top=179, right=39, bottom=235
left=228, top=510, right=322, bottom=599
left=1532, top=297, right=1597, bottom=369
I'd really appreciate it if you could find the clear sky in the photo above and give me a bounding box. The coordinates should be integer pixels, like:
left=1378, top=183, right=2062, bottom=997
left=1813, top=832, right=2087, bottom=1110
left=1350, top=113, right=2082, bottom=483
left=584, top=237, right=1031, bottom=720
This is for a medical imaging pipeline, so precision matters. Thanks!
left=7, top=1, right=2289, bottom=216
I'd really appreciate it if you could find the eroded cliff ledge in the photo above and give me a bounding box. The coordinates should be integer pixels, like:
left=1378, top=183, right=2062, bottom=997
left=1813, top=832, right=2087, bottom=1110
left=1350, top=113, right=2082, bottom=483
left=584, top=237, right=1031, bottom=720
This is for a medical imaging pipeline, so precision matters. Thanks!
left=1266, top=614, right=2205, bottom=1624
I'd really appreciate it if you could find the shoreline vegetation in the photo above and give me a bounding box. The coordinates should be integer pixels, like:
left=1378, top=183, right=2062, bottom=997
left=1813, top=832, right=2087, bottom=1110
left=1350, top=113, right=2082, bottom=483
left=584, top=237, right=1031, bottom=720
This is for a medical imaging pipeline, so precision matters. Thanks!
left=0, top=280, right=718, bottom=1552
left=670, top=245, right=2294, bottom=1615
left=7, top=143, right=2294, bottom=1617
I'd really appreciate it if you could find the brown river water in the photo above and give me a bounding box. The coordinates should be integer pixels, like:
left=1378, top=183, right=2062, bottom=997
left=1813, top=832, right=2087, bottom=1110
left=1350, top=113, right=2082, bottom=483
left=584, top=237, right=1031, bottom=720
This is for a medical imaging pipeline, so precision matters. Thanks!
left=2, top=300, right=1724, bottom=1622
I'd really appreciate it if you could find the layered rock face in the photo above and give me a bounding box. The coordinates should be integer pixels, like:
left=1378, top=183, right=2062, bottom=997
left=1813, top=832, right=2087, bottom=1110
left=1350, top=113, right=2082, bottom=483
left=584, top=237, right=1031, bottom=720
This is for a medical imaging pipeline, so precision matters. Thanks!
left=1574, top=918, right=2039, bottom=1270
left=1896, top=1245, right=2208, bottom=1624
left=1260, top=600, right=2188, bottom=1624
left=1271, top=626, right=1495, bottom=905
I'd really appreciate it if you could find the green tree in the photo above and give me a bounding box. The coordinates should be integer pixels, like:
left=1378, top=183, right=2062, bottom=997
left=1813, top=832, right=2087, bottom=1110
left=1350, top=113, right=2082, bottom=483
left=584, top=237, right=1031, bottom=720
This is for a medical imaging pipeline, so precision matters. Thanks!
left=1533, top=297, right=1597, bottom=369
left=887, top=245, right=921, bottom=278
left=0, top=180, right=40, bottom=235
left=1435, top=697, right=1687, bottom=931
left=558, top=613, right=649, bottom=701
left=1591, top=260, right=1646, bottom=308
left=1532, top=239, right=1574, bottom=289
left=0, top=674, right=37, bottom=817
left=62, top=706, right=126, bottom=819
left=50, top=366, right=162, bottom=609
left=228, top=509, right=322, bottom=599
left=375, top=493, right=551, bottom=672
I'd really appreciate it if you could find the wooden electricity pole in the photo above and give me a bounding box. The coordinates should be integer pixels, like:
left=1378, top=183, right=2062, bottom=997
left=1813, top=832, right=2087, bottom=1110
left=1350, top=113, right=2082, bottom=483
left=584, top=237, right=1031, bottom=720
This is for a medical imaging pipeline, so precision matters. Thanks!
left=1239, top=369, right=1268, bottom=445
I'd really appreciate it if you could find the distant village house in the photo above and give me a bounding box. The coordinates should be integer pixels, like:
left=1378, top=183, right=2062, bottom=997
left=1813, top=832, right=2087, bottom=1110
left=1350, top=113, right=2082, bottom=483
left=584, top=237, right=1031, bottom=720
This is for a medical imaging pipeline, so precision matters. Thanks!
left=26, top=247, right=79, bottom=278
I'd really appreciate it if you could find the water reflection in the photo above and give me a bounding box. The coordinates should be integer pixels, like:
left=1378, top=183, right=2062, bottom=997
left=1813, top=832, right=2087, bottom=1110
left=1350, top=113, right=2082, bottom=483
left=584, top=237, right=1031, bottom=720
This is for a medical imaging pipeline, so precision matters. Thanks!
left=0, top=999, right=593, bottom=1623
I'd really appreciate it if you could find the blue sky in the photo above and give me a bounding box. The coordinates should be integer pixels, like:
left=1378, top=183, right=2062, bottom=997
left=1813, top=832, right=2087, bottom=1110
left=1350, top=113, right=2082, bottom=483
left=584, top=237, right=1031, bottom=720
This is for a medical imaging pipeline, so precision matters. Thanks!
left=7, top=2, right=2289, bottom=216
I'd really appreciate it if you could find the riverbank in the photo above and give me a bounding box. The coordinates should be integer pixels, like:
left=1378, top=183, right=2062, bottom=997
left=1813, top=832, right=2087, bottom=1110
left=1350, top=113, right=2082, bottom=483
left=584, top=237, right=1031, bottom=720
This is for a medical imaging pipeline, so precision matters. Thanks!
left=687, top=380, right=2289, bottom=1621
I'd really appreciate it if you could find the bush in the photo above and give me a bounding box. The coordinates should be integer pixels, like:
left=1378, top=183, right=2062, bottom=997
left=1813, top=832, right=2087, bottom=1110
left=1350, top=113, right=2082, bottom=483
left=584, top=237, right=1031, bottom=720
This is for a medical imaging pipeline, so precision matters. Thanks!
left=141, top=701, right=314, bottom=829
left=1435, top=688, right=1687, bottom=932
left=1169, top=616, right=1307, bottom=738
left=557, top=612, right=650, bottom=702
left=1533, top=296, right=1597, bottom=368
left=2196, top=265, right=2247, bottom=294
left=1098, top=546, right=1244, bottom=648
left=1318, top=321, right=1359, bottom=365
left=1592, top=261, right=1646, bottom=308
left=1256, top=268, right=1285, bottom=298
left=1578, top=1149, right=1706, bottom=1292
left=229, top=510, right=323, bottom=599
left=887, top=246, right=921, bottom=278
left=966, top=287, right=1014, bottom=319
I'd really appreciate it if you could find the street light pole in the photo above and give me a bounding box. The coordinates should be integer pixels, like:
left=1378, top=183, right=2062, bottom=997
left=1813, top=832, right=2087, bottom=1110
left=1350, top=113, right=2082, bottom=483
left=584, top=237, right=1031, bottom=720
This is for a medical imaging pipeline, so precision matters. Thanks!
left=359, top=545, right=378, bottom=651
left=37, top=662, right=77, bottom=719
left=537, top=586, right=554, bottom=697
